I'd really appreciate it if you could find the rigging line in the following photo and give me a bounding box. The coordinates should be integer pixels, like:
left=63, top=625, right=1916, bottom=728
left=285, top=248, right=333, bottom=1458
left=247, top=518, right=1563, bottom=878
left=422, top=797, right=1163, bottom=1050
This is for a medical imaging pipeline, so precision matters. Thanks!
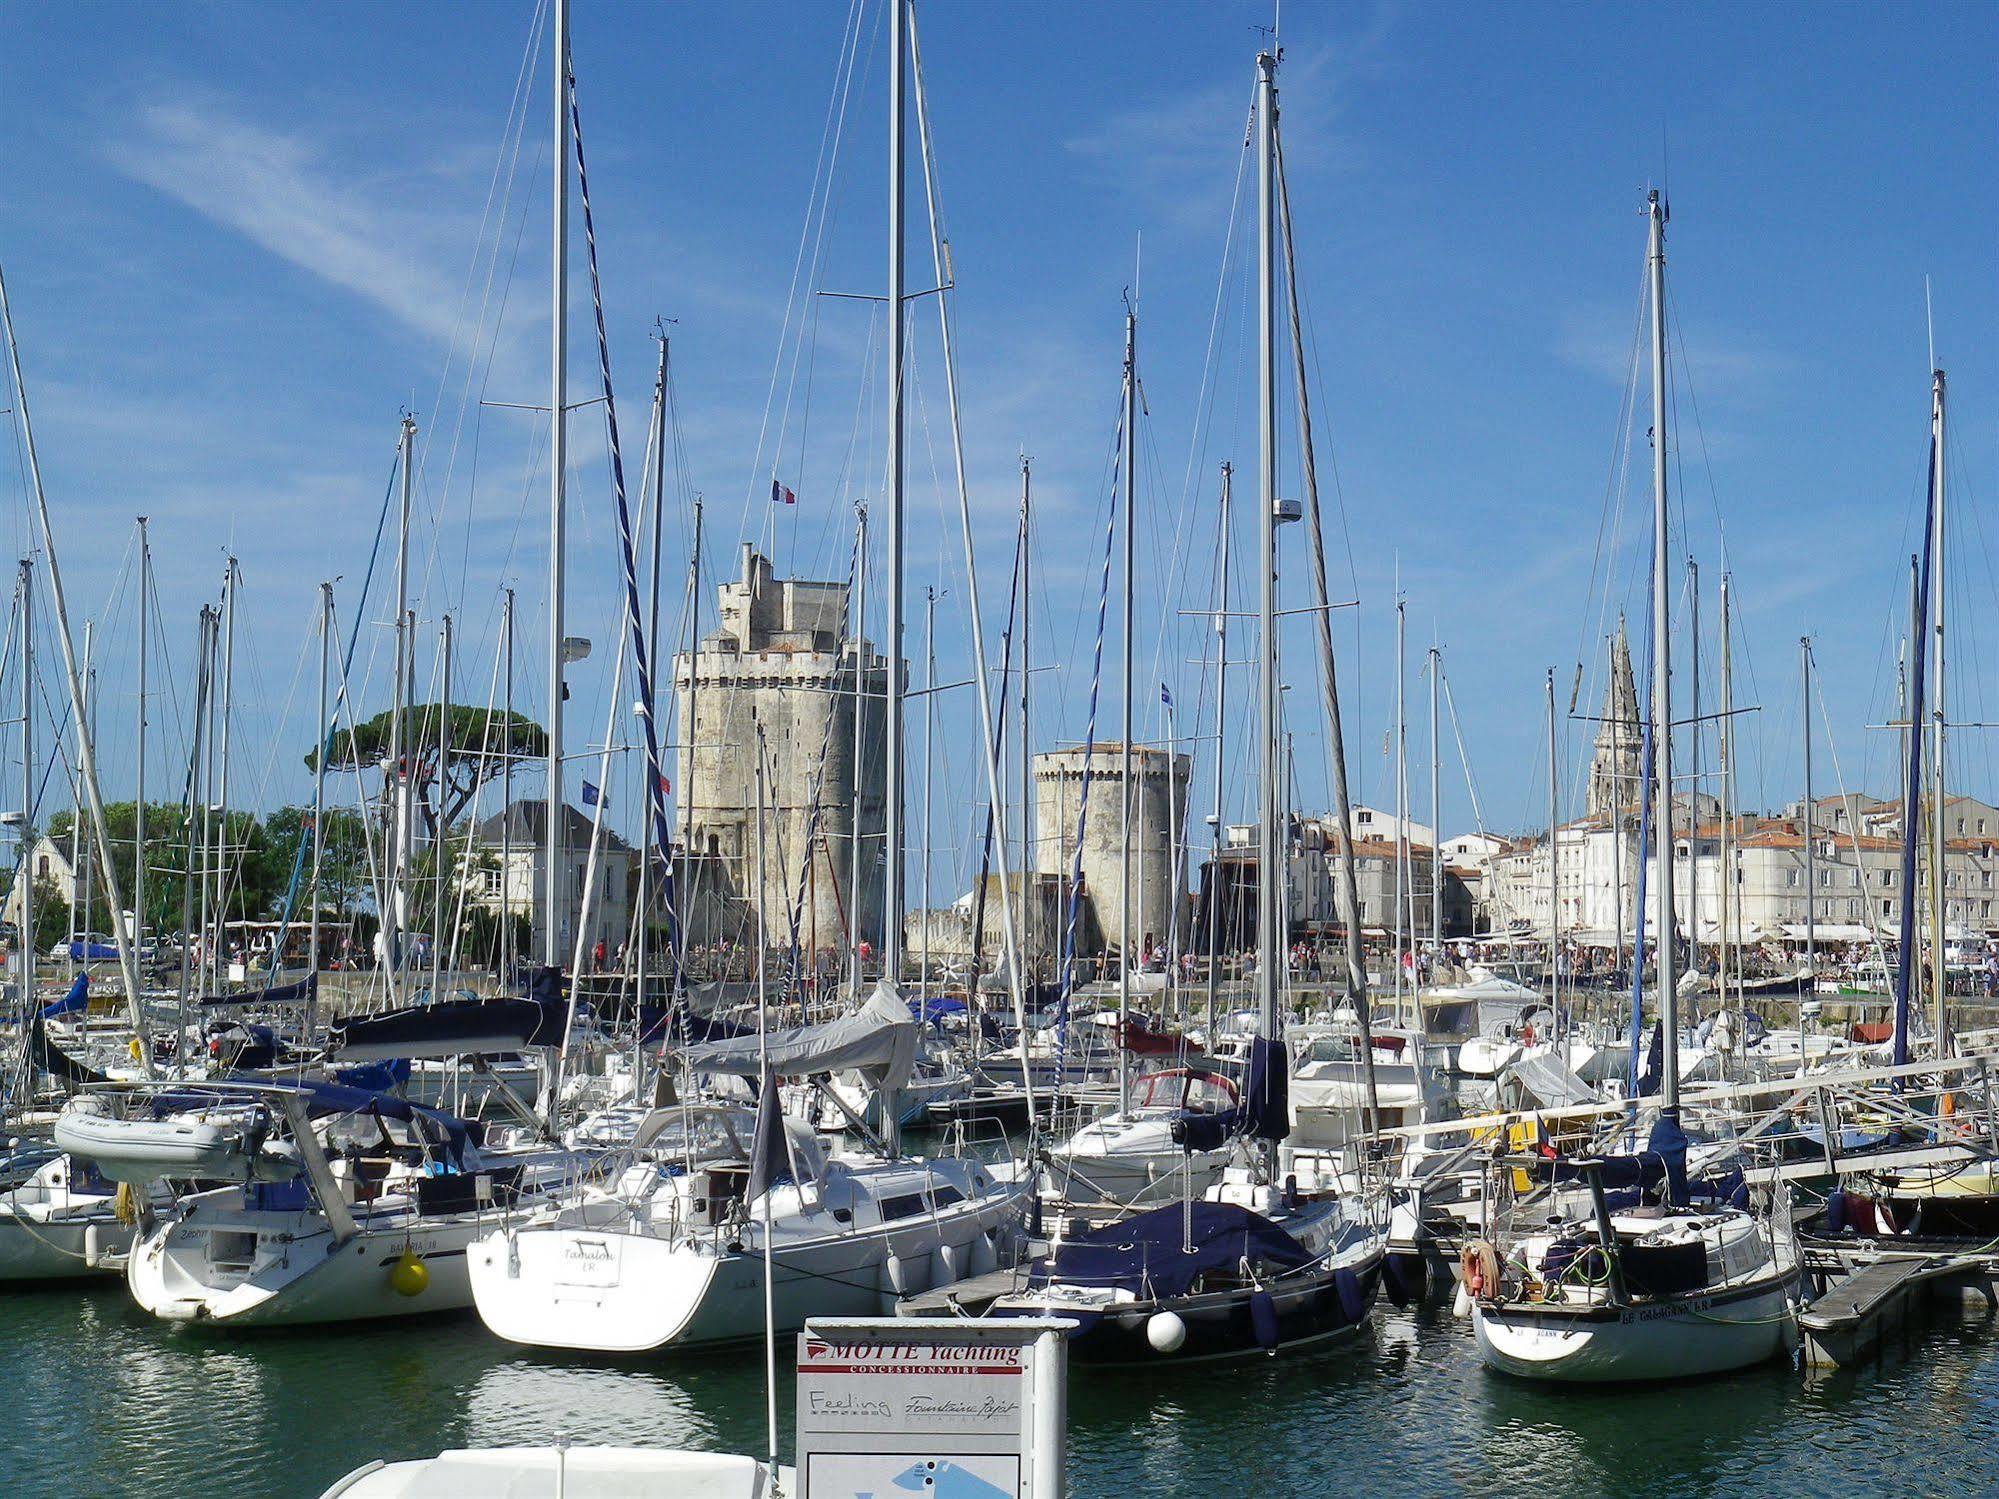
left=568, top=69, right=678, bottom=947
left=454, top=0, right=552, bottom=615
left=1174, top=73, right=1259, bottom=516
left=740, top=0, right=868, bottom=519
left=1573, top=249, right=1650, bottom=694
left=418, top=0, right=549, bottom=620
left=1439, top=666, right=1489, bottom=839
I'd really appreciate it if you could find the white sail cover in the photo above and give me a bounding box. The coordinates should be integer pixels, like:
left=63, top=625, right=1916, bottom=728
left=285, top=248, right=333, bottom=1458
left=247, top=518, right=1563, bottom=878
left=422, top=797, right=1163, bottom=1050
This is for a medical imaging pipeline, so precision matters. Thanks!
left=677, top=982, right=916, bottom=1091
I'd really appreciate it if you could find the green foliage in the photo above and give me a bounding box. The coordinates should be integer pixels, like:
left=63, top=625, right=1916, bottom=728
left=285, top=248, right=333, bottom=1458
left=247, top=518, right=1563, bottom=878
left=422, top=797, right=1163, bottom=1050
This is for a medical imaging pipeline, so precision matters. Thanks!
left=306, top=705, right=547, bottom=833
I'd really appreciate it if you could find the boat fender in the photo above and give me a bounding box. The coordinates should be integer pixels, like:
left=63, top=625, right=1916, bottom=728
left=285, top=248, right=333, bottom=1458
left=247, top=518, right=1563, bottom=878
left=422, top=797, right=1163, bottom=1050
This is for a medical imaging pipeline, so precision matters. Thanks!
left=885, top=1250, right=912, bottom=1299
left=1381, top=1253, right=1412, bottom=1310
left=1451, top=1281, right=1472, bottom=1319
left=388, top=1247, right=429, bottom=1297
left=1145, top=1311, right=1187, bottom=1354
left=1249, top=1288, right=1281, bottom=1352
left=1824, top=1189, right=1847, bottom=1234
left=1283, top=1174, right=1299, bottom=1212
left=84, top=1223, right=101, bottom=1269
left=1459, top=1239, right=1499, bottom=1301
left=1026, top=1194, right=1043, bottom=1238
left=969, top=1227, right=1000, bottom=1277
left=1335, top=1267, right=1366, bottom=1324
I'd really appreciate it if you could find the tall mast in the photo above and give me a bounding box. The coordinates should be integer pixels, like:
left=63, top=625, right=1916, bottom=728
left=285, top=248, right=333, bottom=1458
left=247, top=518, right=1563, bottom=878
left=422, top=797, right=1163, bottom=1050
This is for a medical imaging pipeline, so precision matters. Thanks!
left=679, top=501, right=702, bottom=999
left=16, top=560, right=31, bottom=1016
left=848, top=505, right=868, bottom=1005
left=1546, top=667, right=1558, bottom=1016
left=637, top=332, right=669, bottom=1021
left=1254, top=49, right=1282, bottom=1073
left=1018, top=462, right=1032, bottom=981
left=1610, top=630, right=1625, bottom=985
left=1119, top=305, right=1136, bottom=1105
left=73, top=622, right=89, bottom=951
left=0, top=266, right=148, bottom=1054
left=921, top=585, right=936, bottom=999
left=1718, top=573, right=1734, bottom=1018
left=177, top=608, right=212, bottom=1074
left=544, top=0, right=570, bottom=971
left=389, top=416, right=414, bottom=974
left=133, top=517, right=148, bottom=957
left=1399, top=595, right=1415, bottom=1011
left=311, top=583, right=331, bottom=1012
left=217, top=556, right=236, bottom=971
left=500, top=587, right=515, bottom=981
left=1685, top=556, right=1699, bottom=985
left=1646, top=189, right=1678, bottom=1112
left=1800, top=634, right=1813, bottom=1058
left=1929, top=367, right=1947, bottom=1056
left=880, top=0, right=907, bottom=989
left=1428, top=645, right=1441, bottom=983
left=1205, top=463, right=1231, bottom=1043
left=434, top=613, right=453, bottom=989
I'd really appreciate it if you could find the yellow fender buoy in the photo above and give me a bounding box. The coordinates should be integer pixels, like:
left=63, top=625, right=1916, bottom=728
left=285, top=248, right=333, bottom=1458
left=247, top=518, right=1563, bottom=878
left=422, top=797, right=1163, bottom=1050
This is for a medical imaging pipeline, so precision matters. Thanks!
left=128, top=1036, right=144, bottom=1063
left=388, top=1247, right=429, bottom=1297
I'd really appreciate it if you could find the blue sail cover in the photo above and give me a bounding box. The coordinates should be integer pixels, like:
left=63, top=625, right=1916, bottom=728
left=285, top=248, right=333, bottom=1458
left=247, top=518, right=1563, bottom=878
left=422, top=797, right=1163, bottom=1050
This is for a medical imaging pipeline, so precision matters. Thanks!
left=1170, top=1035, right=1290, bottom=1153
left=39, top=974, right=88, bottom=1019
left=1531, top=1113, right=1690, bottom=1205
left=1030, top=1200, right=1315, bottom=1301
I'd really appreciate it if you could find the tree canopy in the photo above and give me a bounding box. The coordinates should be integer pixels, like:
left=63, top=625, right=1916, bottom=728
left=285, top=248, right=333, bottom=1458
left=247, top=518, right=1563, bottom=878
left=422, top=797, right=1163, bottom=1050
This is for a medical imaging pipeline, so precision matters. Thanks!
left=307, top=705, right=547, bottom=834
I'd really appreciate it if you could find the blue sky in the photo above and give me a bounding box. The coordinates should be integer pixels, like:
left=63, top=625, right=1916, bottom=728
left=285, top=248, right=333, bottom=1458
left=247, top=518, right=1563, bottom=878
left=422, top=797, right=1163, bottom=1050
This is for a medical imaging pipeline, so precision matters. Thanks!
left=1, top=1, right=1994, bottom=905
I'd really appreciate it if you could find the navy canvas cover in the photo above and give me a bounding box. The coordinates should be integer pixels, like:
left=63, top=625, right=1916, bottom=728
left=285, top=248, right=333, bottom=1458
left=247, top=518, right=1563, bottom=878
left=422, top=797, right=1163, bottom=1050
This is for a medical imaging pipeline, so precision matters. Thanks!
left=1028, top=1199, right=1315, bottom=1301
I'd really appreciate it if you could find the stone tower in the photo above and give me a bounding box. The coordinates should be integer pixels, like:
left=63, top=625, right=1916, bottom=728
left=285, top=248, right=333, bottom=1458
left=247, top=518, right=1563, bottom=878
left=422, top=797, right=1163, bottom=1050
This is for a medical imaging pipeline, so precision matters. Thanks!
left=1034, top=743, right=1192, bottom=960
left=674, top=546, right=896, bottom=954
left=1587, top=617, right=1641, bottom=819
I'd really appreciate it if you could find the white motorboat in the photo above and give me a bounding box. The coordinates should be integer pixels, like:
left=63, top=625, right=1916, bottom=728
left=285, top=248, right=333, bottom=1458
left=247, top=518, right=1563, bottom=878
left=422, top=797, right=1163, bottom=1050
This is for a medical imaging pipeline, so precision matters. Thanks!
left=1289, top=1025, right=1454, bottom=1147
left=1041, top=1066, right=1237, bottom=1208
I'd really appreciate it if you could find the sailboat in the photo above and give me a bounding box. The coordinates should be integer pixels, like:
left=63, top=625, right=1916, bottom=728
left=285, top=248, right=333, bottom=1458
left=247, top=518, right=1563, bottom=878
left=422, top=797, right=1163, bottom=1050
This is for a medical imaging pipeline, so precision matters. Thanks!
left=467, top=0, right=1027, bottom=1355
left=990, top=49, right=1387, bottom=1364
left=1470, top=192, right=1801, bottom=1383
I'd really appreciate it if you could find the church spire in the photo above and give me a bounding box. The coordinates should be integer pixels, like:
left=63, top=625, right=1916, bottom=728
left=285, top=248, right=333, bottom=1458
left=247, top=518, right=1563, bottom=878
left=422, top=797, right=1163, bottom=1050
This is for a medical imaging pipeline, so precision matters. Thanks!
left=1587, top=616, right=1640, bottom=819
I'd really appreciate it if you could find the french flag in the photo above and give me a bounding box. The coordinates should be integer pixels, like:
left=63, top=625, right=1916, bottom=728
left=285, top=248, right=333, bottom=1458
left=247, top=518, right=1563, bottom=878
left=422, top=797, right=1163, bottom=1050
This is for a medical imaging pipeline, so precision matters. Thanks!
left=771, top=478, right=796, bottom=506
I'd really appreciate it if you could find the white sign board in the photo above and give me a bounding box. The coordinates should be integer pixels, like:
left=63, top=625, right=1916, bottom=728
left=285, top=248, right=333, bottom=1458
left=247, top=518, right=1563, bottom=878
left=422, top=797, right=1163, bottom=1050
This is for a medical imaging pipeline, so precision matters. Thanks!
left=797, top=1317, right=1069, bottom=1499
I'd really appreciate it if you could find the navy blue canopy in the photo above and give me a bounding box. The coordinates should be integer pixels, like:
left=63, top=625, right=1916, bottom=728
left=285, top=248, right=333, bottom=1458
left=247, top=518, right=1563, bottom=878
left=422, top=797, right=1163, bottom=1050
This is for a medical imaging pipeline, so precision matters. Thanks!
left=201, top=973, right=317, bottom=1009
left=331, top=993, right=566, bottom=1060
left=1031, top=1199, right=1315, bottom=1301
left=1170, top=1035, right=1289, bottom=1153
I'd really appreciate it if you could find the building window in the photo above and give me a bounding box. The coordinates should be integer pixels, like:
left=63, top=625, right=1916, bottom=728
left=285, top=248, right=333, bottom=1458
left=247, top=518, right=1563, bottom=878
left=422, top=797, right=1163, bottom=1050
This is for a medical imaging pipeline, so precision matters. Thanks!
left=35, top=855, right=47, bottom=879
left=481, top=869, right=504, bottom=897
left=1848, top=899, right=1860, bottom=918
left=1882, top=870, right=1895, bottom=889
left=1882, top=900, right=1893, bottom=918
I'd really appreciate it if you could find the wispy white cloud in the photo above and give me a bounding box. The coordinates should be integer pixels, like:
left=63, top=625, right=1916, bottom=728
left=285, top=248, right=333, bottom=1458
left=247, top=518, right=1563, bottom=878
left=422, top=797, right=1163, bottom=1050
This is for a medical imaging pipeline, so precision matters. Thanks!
left=1064, top=27, right=1393, bottom=230
left=107, top=95, right=467, bottom=346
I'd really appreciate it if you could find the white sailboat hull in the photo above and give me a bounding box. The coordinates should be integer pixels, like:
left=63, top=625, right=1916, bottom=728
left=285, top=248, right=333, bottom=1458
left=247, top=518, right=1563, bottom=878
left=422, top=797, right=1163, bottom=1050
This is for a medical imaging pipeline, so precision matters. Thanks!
left=127, top=1204, right=494, bottom=1326
left=469, top=1196, right=1019, bottom=1354
left=1473, top=1270, right=1798, bottom=1382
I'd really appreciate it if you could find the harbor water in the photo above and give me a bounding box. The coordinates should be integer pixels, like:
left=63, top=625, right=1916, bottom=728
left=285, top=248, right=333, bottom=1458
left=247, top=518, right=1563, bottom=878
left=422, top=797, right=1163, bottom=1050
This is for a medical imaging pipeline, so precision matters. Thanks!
left=6, top=1278, right=1996, bottom=1497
